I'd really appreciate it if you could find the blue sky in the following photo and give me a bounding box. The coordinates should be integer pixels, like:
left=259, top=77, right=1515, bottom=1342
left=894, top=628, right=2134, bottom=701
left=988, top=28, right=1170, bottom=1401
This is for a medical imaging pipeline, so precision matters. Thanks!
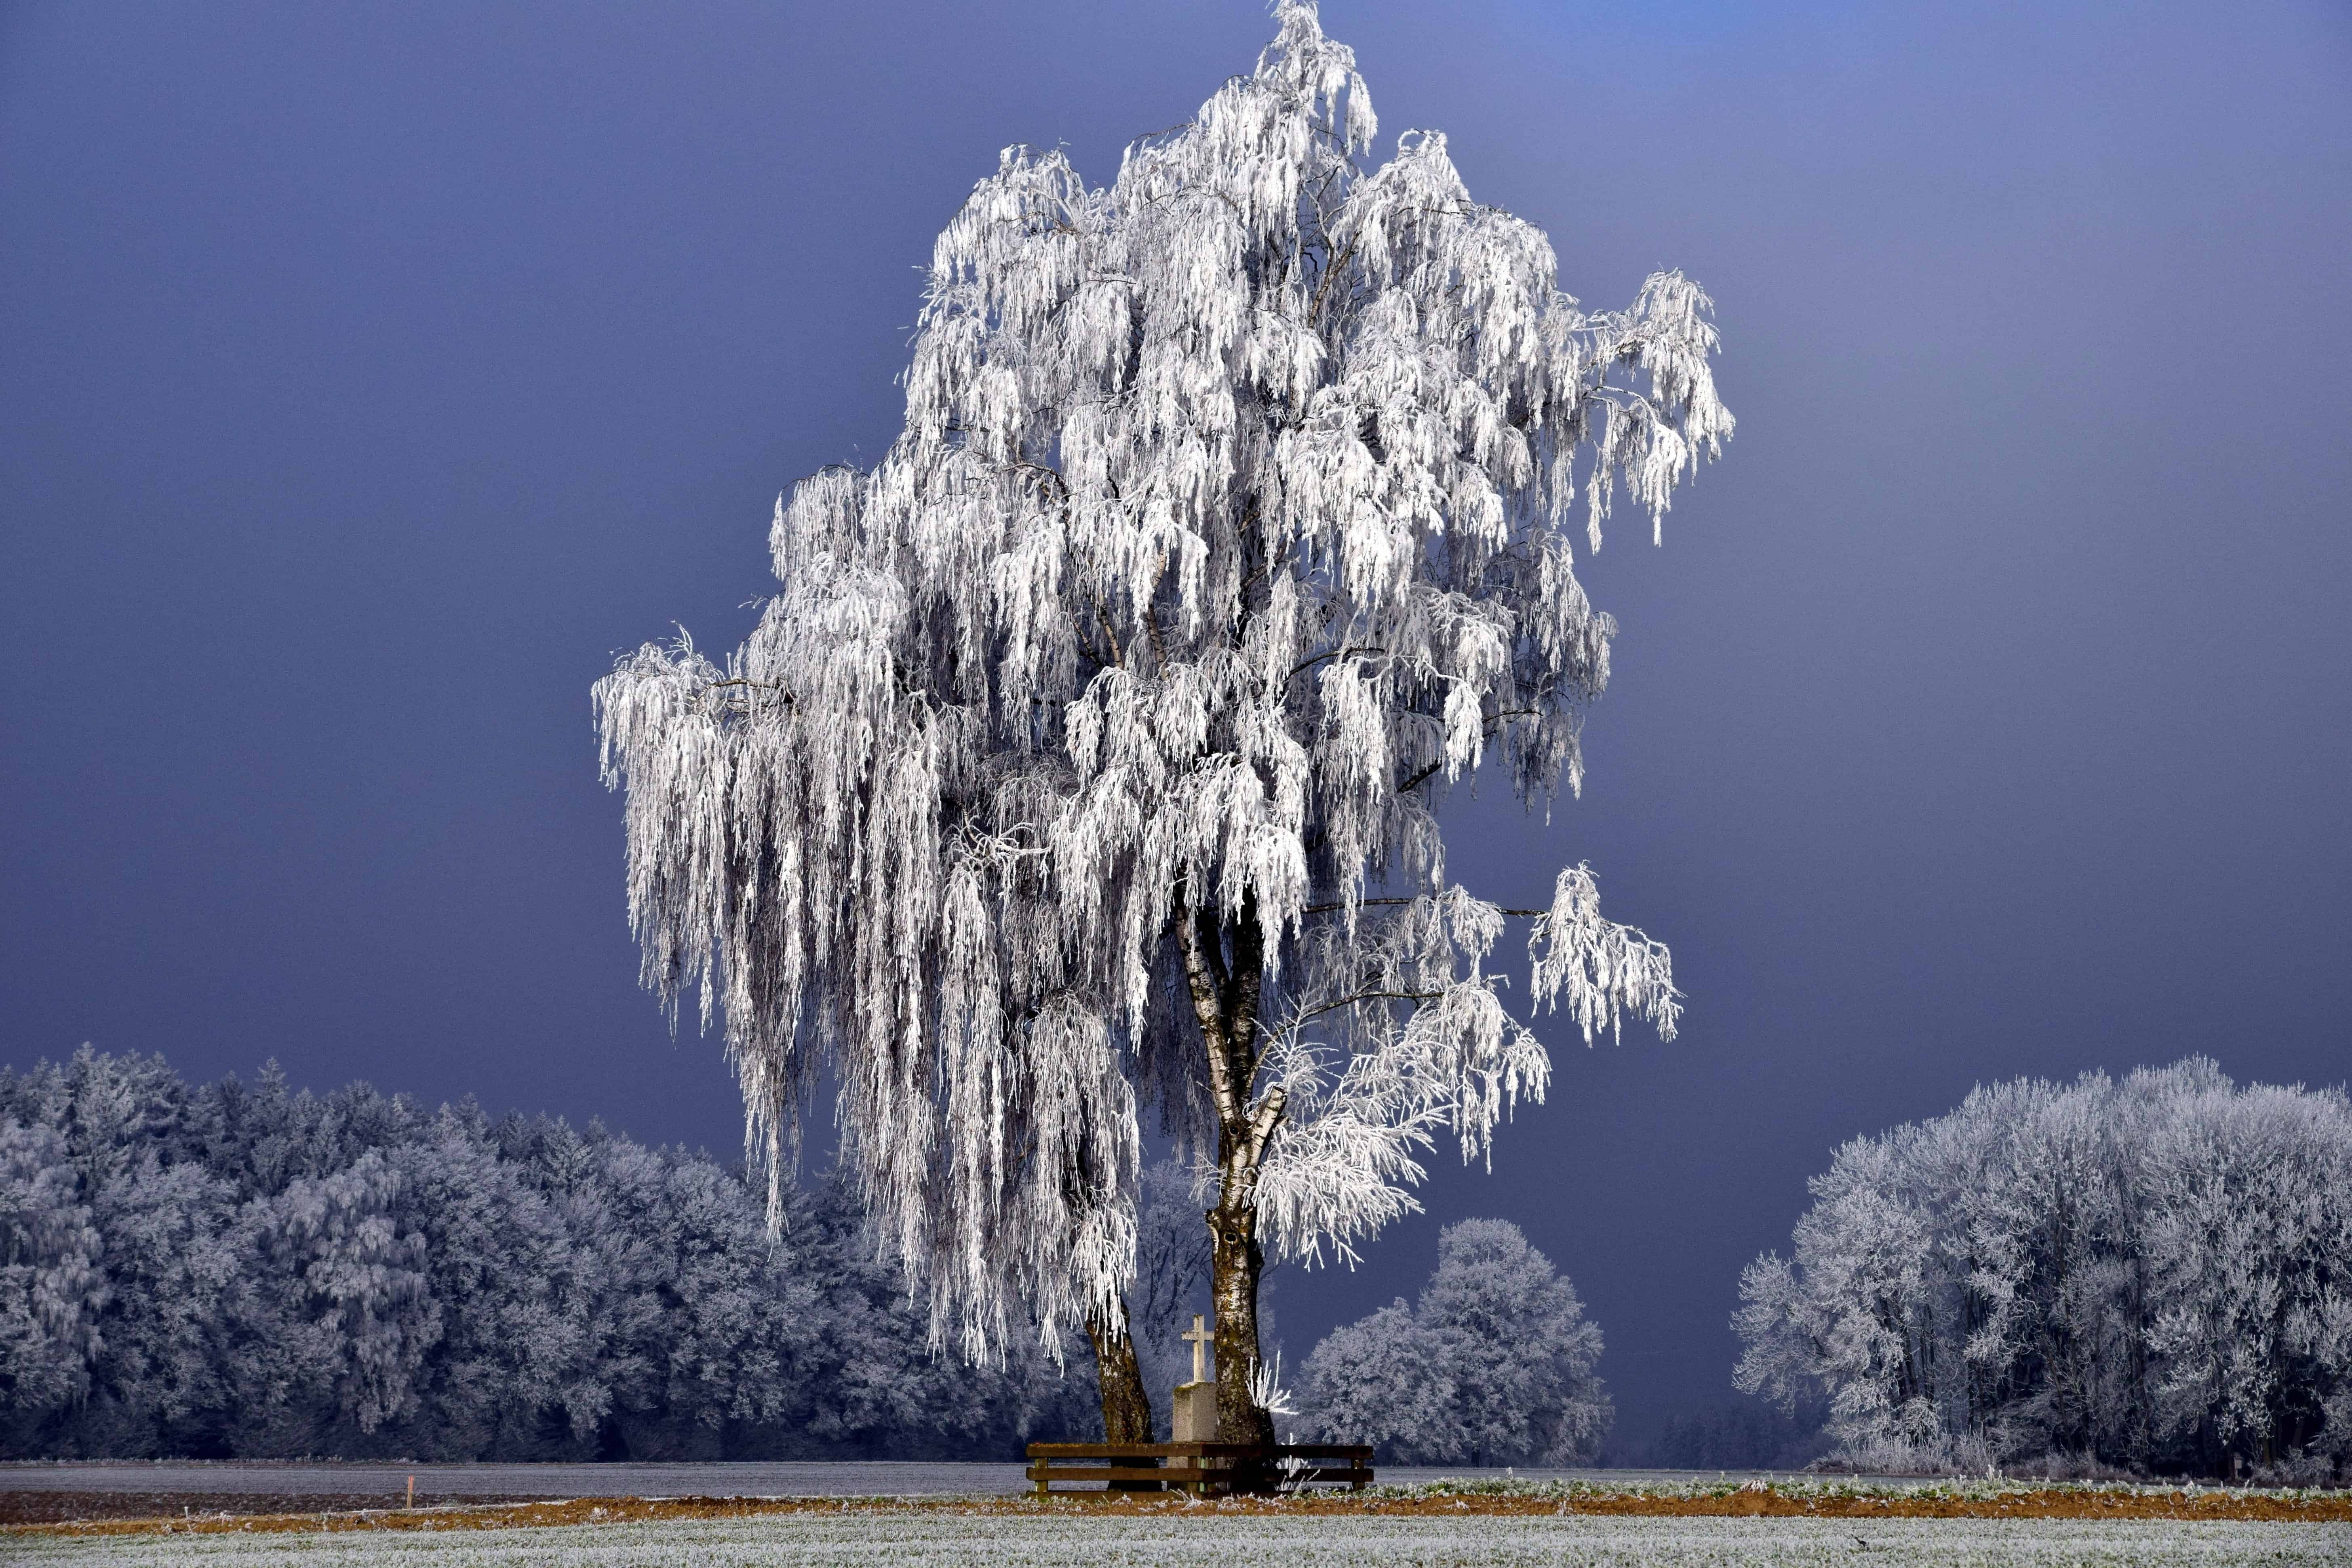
left=5, top=0, right=2348, bottom=1444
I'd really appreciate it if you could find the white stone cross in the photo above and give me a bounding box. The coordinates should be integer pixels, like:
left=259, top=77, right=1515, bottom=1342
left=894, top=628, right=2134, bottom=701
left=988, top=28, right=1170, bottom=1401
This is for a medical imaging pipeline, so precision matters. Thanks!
left=1181, top=1313, right=1214, bottom=1384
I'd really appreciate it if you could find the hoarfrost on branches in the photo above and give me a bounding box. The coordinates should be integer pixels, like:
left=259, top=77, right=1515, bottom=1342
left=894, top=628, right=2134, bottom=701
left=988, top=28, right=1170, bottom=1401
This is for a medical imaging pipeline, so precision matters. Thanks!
left=593, top=0, right=1728, bottom=1432
left=0, top=1048, right=1097, bottom=1460
left=1733, top=1060, right=2352, bottom=1481
left=1302, top=1217, right=1610, bottom=1465
left=0, top=1120, right=106, bottom=1422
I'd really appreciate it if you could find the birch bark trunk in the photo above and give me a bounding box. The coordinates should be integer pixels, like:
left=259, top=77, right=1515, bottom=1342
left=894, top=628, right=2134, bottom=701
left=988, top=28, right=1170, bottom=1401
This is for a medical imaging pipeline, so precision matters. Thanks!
left=1175, top=889, right=1283, bottom=1446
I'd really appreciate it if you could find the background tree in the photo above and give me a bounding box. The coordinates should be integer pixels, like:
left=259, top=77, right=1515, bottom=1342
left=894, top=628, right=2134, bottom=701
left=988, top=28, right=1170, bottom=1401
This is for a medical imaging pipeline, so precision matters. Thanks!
left=0, top=1121, right=105, bottom=1451
left=594, top=0, right=1728, bottom=1442
left=1735, top=1060, right=2352, bottom=1480
left=1302, top=1217, right=1610, bottom=1463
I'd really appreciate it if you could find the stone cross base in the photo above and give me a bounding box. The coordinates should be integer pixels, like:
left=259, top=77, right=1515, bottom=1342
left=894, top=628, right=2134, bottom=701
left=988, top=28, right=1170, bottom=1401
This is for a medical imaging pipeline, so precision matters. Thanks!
left=1170, top=1380, right=1218, bottom=1443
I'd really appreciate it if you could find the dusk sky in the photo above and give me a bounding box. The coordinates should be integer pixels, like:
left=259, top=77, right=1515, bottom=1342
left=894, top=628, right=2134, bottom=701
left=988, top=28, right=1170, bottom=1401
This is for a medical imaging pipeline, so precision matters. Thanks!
left=5, top=0, right=2348, bottom=1447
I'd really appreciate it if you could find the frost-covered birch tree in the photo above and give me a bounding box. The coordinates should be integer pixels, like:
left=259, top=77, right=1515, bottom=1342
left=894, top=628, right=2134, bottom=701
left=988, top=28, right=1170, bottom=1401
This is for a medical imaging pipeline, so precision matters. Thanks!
left=594, top=1, right=1729, bottom=1444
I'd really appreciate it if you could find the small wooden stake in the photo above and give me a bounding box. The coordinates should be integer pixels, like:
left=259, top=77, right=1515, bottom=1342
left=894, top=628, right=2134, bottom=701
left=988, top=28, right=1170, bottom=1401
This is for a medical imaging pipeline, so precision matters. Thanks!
left=406, top=1475, right=415, bottom=1509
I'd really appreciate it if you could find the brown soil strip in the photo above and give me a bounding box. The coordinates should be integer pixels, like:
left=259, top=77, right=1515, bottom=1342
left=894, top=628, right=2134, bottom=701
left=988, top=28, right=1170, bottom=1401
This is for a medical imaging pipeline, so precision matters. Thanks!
left=0, top=1491, right=552, bottom=1527
left=13, top=1486, right=2352, bottom=1539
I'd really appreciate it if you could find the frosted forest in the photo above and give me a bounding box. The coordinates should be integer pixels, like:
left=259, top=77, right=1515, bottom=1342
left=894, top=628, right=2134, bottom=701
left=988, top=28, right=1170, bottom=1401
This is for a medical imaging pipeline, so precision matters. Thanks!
left=0, top=1049, right=1613, bottom=1467
left=1736, top=1061, right=2352, bottom=1484
left=0, top=1048, right=1095, bottom=1461
left=4, top=1048, right=2348, bottom=1476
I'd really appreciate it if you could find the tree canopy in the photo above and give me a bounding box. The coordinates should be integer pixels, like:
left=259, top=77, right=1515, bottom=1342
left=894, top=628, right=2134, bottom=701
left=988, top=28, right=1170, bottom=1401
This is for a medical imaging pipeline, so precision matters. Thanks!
left=594, top=0, right=1729, bottom=1438
left=1302, top=1217, right=1610, bottom=1464
left=1736, top=1060, right=2352, bottom=1482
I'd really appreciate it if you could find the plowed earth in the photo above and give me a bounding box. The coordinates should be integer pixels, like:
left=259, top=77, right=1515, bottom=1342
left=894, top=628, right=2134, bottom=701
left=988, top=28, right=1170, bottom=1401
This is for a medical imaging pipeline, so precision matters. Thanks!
left=13, top=1484, right=2351, bottom=1539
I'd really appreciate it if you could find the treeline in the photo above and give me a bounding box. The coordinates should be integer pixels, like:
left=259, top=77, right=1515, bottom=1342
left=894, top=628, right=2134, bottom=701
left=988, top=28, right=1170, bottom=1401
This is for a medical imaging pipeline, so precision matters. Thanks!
left=0, top=1048, right=1094, bottom=1461
left=1735, top=1060, right=2352, bottom=1482
left=16, top=1047, right=2344, bottom=1477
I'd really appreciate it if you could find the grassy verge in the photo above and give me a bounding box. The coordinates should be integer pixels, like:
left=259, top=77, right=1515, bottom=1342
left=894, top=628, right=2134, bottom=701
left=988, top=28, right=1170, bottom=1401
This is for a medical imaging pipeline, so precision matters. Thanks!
left=12, top=1476, right=2350, bottom=1541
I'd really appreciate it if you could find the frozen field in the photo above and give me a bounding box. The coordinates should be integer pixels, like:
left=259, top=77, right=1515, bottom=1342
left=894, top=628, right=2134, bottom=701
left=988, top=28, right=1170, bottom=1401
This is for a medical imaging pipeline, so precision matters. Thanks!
left=12, top=1513, right=2348, bottom=1567
left=0, top=1463, right=1829, bottom=1524
left=0, top=1461, right=1031, bottom=1501
left=0, top=1461, right=1759, bottom=1500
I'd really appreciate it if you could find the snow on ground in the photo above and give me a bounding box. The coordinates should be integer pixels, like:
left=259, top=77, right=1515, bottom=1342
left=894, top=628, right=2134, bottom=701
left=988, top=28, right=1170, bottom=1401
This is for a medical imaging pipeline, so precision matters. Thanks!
left=14, top=1513, right=2349, bottom=1567
left=0, top=1461, right=1816, bottom=1503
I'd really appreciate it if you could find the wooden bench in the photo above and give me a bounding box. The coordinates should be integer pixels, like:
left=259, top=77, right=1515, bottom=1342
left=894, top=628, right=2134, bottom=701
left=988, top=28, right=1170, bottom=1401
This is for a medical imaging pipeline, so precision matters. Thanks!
left=1025, top=1440, right=1374, bottom=1497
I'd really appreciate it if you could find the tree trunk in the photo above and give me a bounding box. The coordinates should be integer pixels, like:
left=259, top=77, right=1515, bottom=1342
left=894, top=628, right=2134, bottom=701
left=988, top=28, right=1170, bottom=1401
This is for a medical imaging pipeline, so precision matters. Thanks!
left=1087, top=1302, right=1156, bottom=1444
left=1174, top=888, right=1284, bottom=1447
left=1209, top=1191, right=1278, bottom=1445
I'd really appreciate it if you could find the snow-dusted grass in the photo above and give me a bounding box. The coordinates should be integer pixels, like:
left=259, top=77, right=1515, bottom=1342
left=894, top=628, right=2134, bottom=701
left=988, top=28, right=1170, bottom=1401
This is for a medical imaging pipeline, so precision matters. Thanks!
left=13, top=1513, right=2349, bottom=1566
left=1377, top=1471, right=2352, bottom=1506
